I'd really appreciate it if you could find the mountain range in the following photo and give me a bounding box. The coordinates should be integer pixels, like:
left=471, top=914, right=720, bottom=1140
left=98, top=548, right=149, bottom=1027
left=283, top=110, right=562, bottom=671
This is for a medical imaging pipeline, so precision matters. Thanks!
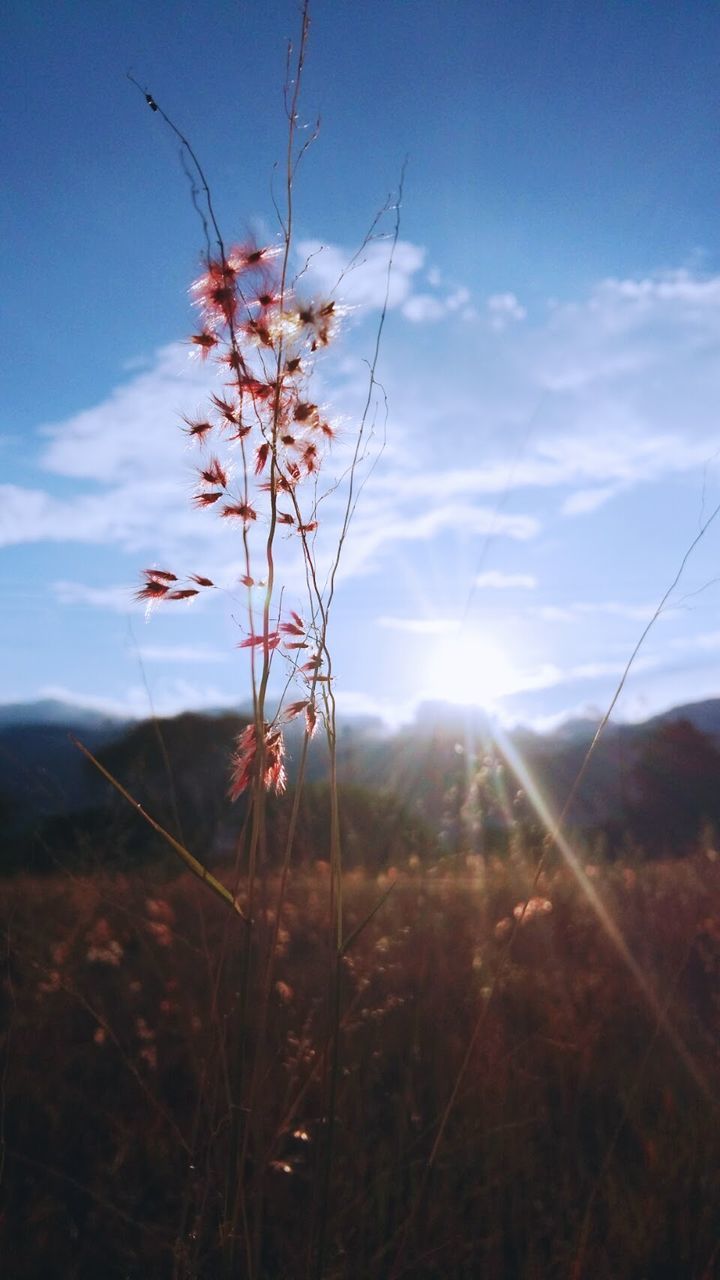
left=2, top=696, right=720, bottom=865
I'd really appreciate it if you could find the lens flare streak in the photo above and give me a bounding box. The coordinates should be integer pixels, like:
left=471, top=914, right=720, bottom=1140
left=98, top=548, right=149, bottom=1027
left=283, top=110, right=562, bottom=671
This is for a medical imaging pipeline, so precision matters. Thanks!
left=492, top=723, right=716, bottom=1107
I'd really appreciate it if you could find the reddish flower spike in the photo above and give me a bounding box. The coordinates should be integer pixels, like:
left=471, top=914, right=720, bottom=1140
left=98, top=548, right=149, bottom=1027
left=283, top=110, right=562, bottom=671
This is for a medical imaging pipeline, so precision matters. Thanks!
left=192, top=259, right=239, bottom=324
left=189, top=574, right=215, bottom=588
left=238, top=631, right=280, bottom=650
left=199, top=458, right=228, bottom=488
left=136, top=579, right=170, bottom=601
left=210, top=394, right=241, bottom=426
left=142, top=569, right=177, bottom=582
left=228, top=722, right=287, bottom=801
left=284, top=700, right=309, bottom=722
left=228, top=725, right=256, bottom=799
left=227, top=244, right=280, bottom=275
left=245, top=319, right=272, bottom=347
left=263, top=729, right=287, bottom=794
left=194, top=491, right=223, bottom=508
left=221, top=347, right=246, bottom=375
left=182, top=416, right=214, bottom=442
left=239, top=376, right=274, bottom=400
left=255, top=443, right=270, bottom=475
left=190, top=331, right=218, bottom=358
left=221, top=503, right=257, bottom=522
left=166, top=589, right=199, bottom=601
left=280, top=619, right=304, bottom=637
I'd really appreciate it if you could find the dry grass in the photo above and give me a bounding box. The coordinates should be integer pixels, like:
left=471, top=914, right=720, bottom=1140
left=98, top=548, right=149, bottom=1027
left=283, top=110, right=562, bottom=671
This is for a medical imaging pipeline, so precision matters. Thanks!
left=2, top=849, right=719, bottom=1278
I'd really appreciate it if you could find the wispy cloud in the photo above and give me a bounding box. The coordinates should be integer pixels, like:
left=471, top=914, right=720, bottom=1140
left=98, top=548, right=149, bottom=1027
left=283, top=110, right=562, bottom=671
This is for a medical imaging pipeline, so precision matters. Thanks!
left=296, top=238, right=474, bottom=325
left=402, top=286, right=473, bottom=324
left=474, top=570, right=537, bottom=589
left=670, top=629, right=720, bottom=652
left=40, top=343, right=210, bottom=483
left=561, top=486, right=623, bottom=516
left=486, top=291, right=527, bottom=330
left=37, top=680, right=237, bottom=721
left=377, top=616, right=460, bottom=635
left=53, top=581, right=138, bottom=611
left=531, top=600, right=658, bottom=623
left=12, top=264, right=720, bottom=627
left=296, top=238, right=426, bottom=311
left=337, top=501, right=539, bottom=581
left=498, top=653, right=661, bottom=698
left=134, top=644, right=228, bottom=664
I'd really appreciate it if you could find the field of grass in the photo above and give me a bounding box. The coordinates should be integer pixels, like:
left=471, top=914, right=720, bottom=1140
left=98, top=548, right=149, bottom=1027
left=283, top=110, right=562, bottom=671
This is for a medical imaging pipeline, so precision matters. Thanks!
left=2, top=849, right=719, bottom=1278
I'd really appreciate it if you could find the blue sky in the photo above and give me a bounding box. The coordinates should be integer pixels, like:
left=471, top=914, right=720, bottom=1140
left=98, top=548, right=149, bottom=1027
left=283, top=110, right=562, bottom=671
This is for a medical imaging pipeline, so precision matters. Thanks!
left=5, top=0, right=720, bottom=728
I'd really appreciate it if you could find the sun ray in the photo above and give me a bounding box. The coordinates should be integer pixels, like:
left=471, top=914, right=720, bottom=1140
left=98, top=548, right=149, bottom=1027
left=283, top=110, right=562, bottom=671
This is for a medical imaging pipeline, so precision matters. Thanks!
left=490, top=721, right=717, bottom=1107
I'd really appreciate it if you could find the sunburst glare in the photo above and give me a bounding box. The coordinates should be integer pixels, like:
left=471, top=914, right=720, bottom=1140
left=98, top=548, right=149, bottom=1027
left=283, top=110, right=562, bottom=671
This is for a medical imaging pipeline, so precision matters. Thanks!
left=419, top=626, right=522, bottom=710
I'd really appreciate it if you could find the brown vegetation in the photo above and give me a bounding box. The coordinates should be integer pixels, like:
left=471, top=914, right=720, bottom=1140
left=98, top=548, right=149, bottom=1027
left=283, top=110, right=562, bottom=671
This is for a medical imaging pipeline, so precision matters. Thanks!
left=2, top=850, right=719, bottom=1278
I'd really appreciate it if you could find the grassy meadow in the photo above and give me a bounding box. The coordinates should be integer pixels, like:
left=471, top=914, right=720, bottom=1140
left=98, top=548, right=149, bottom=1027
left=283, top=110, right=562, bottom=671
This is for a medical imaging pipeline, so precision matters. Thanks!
left=2, top=847, right=719, bottom=1278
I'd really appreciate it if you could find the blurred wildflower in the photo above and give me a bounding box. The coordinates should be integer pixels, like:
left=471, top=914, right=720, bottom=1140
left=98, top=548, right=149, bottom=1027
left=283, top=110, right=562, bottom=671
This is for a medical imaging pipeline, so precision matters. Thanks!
left=86, top=918, right=124, bottom=965
left=229, top=723, right=286, bottom=799
left=513, top=897, right=553, bottom=924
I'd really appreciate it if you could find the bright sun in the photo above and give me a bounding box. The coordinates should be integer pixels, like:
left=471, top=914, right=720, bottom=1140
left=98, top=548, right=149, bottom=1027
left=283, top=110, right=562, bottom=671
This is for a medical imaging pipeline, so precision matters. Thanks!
left=420, top=628, right=521, bottom=710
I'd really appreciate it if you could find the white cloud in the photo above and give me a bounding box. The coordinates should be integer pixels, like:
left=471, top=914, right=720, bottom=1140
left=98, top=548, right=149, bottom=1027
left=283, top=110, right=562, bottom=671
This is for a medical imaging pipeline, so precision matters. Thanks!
left=40, top=343, right=211, bottom=483
left=474, top=570, right=537, bottom=589
left=498, top=653, right=660, bottom=698
left=0, top=479, right=199, bottom=552
left=401, top=294, right=448, bottom=323
left=13, top=263, right=720, bottom=628
left=337, top=501, right=539, bottom=580
left=331, top=687, right=400, bottom=722
left=134, top=644, right=228, bottom=664
left=402, top=284, right=473, bottom=324
left=297, top=238, right=473, bottom=327
left=296, top=238, right=426, bottom=311
left=37, top=680, right=237, bottom=721
left=670, top=629, right=720, bottom=652
left=487, top=292, right=527, bottom=330
left=377, top=616, right=460, bottom=635
left=561, top=486, right=622, bottom=516
left=446, top=287, right=471, bottom=311
left=532, top=600, right=657, bottom=624
left=53, top=581, right=138, bottom=611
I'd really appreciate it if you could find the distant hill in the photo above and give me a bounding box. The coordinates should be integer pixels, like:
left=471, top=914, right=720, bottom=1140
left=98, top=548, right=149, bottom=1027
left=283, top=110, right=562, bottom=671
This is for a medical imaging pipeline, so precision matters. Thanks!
left=2, top=695, right=720, bottom=866
left=646, top=697, right=720, bottom=741
left=0, top=698, right=132, bottom=732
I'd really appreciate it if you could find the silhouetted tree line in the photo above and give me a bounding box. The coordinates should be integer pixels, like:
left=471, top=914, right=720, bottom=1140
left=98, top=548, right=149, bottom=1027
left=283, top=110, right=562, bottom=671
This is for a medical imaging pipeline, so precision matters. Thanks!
left=3, top=713, right=720, bottom=874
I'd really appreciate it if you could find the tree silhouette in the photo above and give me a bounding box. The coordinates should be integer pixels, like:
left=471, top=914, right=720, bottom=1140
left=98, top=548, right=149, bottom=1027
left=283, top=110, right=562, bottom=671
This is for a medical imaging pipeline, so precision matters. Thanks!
left=628, top=718, right=720, bottom=853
